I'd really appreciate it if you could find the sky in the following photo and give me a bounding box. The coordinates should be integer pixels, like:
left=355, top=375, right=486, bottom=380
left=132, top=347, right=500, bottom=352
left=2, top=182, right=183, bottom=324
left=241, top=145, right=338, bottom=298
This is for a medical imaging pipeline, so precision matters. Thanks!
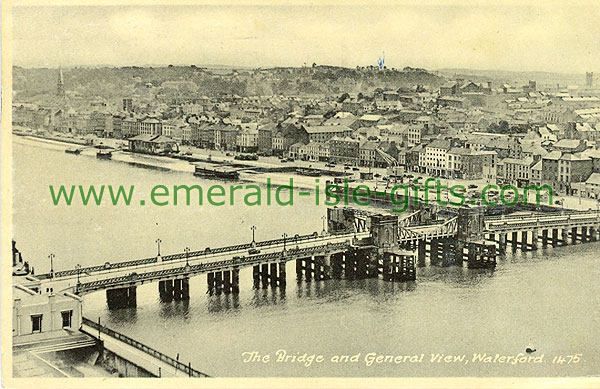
left=11, top=3, right=600, bottom=74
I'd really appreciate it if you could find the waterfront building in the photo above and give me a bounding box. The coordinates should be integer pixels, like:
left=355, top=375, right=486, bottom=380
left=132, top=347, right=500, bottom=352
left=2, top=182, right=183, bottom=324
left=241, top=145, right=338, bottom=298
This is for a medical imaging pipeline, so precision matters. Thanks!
left=128, top=134, right=180, bottom=154
left=13, top=285, right=82, bottom=337
left=302, top=124, right=353, bottom=143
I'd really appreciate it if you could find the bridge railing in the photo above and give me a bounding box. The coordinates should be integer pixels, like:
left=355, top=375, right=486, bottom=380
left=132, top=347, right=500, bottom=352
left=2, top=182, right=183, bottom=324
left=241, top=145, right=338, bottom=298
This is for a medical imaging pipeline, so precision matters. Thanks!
left=39, top=232, right=323, bottom=279
left=485, top=212, right=600, bottom=231
left=82, top=317, right=209, bottom=377
left=485, top=209, right=599, bottom=221
left=77, top=241, right=351, bottom=293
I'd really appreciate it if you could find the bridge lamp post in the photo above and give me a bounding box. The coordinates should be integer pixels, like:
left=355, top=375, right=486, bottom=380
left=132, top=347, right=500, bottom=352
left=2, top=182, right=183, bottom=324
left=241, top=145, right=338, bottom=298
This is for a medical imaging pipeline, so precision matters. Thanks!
left=282, top=233, right=288, bottom=252
left=251, top=226, right=257, bottom=247
left=75, top=264, right=82, bottom=287
left=184, top=247, right=190, bottom=266
left=48, top=253, right=55, bottom=279
left=321, top=215, right=327, bottom=235
left=155, top=238, right=162, bottom=257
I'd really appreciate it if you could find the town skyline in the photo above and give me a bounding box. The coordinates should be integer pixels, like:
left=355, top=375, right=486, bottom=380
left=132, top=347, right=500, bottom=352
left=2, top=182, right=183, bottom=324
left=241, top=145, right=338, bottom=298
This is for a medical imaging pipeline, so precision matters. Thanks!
left=12, top=4, right=600, bottom=74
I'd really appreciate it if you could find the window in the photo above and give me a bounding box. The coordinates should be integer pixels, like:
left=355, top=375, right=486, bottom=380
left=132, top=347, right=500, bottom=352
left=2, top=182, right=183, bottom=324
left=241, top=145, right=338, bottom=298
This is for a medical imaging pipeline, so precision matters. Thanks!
left=61, top=310, right=73, bottom=328
left=31, top=315, right=42, bottom=333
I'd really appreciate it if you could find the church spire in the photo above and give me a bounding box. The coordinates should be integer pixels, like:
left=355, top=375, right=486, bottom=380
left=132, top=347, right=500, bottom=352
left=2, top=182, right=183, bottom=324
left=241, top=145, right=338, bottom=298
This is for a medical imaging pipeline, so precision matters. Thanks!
left=57, top=65, right=65, bottom=97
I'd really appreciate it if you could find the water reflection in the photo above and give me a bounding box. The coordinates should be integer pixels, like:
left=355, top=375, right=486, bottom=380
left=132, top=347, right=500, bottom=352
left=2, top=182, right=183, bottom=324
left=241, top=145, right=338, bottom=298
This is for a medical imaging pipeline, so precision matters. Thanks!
left=249, top=288, right=286, bottom=308
left=207, top=293, right=241, bottom=312
left=159, top=299, right=191, bottom=319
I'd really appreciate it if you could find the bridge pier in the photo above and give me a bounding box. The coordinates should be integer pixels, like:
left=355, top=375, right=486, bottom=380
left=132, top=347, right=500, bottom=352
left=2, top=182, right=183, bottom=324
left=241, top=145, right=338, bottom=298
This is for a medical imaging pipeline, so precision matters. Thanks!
left=159, top=280, right=174, bottom=302
left=498, top=233, right=507, bottom=255
left=171, top=278, right=190, bottom=301
left=331, top=252, right=344, bottom=279
left=572, top=227, right=579, bottom=244
left=215, top=271, right=224, bottom=294
left=531, top=229, right=538, bottom=250
left=561, top=228, right=569, bottom=246
left=581, top=227, right=588, bottom=243
left=541, top=229, right=548, bottom=247
left=511, top=231, right=518, bottom=251
left=439, top=238, right=457, bottom=267
left=429, top=238, right=440, bottom=266
left=328, top=247, right=379, bottom=280
left=454, top=240, right=466, bottom=264
left=417, top=240, right=426, bottom=267
left=590, top=227, right=598, bottom=242
left=106, top=286, right=137, bottom=309
left=255, top=262, right=286, bottom=288
left=232, top=268, right=240, bottom=293
left=552, top=228, right=559, bottom=247
left=467, top=242, right=496, bottom=269
left=208, top=271, right=239, bottom=295
left=382, top=252, right=416, bottom=282
left=521, top=230, right=529, bottom=251
left=261, top=263, right=270, bottom=287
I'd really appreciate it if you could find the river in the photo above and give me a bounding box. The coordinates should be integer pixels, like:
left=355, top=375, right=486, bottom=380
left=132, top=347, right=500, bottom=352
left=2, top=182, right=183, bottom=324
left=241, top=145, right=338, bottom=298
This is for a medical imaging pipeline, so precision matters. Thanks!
left=12, top=137, right=600, bottom=377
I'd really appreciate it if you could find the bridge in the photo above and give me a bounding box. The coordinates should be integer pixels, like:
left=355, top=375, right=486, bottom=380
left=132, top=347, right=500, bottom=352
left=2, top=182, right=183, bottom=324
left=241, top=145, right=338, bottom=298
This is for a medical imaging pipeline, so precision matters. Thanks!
left=22, top=206, right=600, bottom=309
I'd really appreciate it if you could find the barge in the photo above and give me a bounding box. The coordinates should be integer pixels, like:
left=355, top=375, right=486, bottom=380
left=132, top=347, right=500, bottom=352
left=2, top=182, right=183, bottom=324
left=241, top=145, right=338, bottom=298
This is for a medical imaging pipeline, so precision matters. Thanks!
left=193, top=164, right=239, bottom=180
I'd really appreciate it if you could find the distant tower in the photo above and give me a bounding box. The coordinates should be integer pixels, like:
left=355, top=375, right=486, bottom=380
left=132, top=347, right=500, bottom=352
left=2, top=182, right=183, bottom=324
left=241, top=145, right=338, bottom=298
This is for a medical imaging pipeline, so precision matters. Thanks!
left=57, top=66, right=65, bottom=98
left=586, top=72, right=593, bottom=87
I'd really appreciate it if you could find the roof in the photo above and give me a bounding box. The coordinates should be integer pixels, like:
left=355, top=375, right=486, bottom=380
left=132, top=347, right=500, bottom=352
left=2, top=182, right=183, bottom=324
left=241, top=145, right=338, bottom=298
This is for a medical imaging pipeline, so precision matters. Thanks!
left=586, top=173, right=600, bottom=185
left=440, top=81, right=457, bottom=88
left=521, top=144, right=548, bottom=156
left=426, top=139, right=452, bottom=150
left=561, top=152, right=590, bottom=161
left=129, top=134, right=176, bottom=143
left=501, top=156, right=535, bottom=166
left=323, top=116, right=357, bottom=127
left=447, top=147, right=471, bottom=155
left=151, top=135, right=176, bottom=143
left=129, top=134, right=156, bottom=141
left=543, top=150, right=562, bottom=160
left=303, top=125, right=350, bottom=134
left=360, top=141, right=380, bottom=150
left=554, top=139, right=583, bottom=149
left=359, top=114, right=383, bottom=121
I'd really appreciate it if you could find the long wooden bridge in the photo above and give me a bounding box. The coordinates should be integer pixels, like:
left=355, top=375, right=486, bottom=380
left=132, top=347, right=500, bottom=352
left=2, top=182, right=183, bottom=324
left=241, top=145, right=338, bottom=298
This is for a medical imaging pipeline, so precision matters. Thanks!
left=22, top=206, right=600, bottom=309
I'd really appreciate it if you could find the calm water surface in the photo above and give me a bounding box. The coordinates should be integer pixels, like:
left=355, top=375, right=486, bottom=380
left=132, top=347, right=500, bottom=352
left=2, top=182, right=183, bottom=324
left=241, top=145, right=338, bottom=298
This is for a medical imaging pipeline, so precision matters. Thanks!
left=13, top=138, right=600, bottom=377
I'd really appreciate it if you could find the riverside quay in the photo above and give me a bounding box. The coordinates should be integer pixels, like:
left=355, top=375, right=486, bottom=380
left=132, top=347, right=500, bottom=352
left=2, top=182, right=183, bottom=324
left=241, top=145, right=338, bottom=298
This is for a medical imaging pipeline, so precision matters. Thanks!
left=19, top=205, right=600, bottom=309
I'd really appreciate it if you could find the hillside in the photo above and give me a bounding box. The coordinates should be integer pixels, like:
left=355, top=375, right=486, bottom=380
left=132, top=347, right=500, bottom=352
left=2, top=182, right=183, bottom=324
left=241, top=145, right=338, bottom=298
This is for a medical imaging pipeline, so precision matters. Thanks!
left=13, top=65, right=445, bottom=102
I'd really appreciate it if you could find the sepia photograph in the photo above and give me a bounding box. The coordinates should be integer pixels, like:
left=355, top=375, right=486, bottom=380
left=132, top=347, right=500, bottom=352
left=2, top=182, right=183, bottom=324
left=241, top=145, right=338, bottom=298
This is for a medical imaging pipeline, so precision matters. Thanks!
left=2, top=1, right=600, bottom=388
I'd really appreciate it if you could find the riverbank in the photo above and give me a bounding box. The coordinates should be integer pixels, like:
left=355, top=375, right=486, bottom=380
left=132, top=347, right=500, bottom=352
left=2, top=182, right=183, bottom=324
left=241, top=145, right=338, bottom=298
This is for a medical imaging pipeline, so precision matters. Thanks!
left=12, top=135, right=340, bottom=191
left=13, top=132, right=596, bottom=212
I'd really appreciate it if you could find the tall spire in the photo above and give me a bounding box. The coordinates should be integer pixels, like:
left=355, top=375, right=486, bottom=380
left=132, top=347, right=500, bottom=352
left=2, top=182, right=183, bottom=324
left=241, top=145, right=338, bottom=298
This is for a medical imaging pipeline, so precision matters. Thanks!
left=57, top=65, right=65, bottom=97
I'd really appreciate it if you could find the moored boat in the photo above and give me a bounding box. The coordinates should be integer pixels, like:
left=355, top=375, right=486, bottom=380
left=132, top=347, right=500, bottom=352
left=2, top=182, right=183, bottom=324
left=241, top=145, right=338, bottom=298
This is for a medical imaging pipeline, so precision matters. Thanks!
left=296, top=168, right=321, bottom=177
left=96, top=150, right=112, bottom=159
left=193, top=164, right=239, bottom=180
left=65, top=148, right=82, bottom=155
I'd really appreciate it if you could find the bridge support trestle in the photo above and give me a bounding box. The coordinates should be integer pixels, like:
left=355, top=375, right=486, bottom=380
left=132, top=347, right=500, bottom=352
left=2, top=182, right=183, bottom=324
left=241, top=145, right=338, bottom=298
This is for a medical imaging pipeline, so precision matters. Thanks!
left=159, top=278, right=190, bottom=302
left=498, top=233, right=507, bottom=255
left=254, top=262, right=286, bottom=288
left=208, top=270, right=239, bottom=295
left=466, top=241, right=496, bottom=269
left=106, top=286, right=137, bottom=309
left=382, top=252, right=416, bottom=282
